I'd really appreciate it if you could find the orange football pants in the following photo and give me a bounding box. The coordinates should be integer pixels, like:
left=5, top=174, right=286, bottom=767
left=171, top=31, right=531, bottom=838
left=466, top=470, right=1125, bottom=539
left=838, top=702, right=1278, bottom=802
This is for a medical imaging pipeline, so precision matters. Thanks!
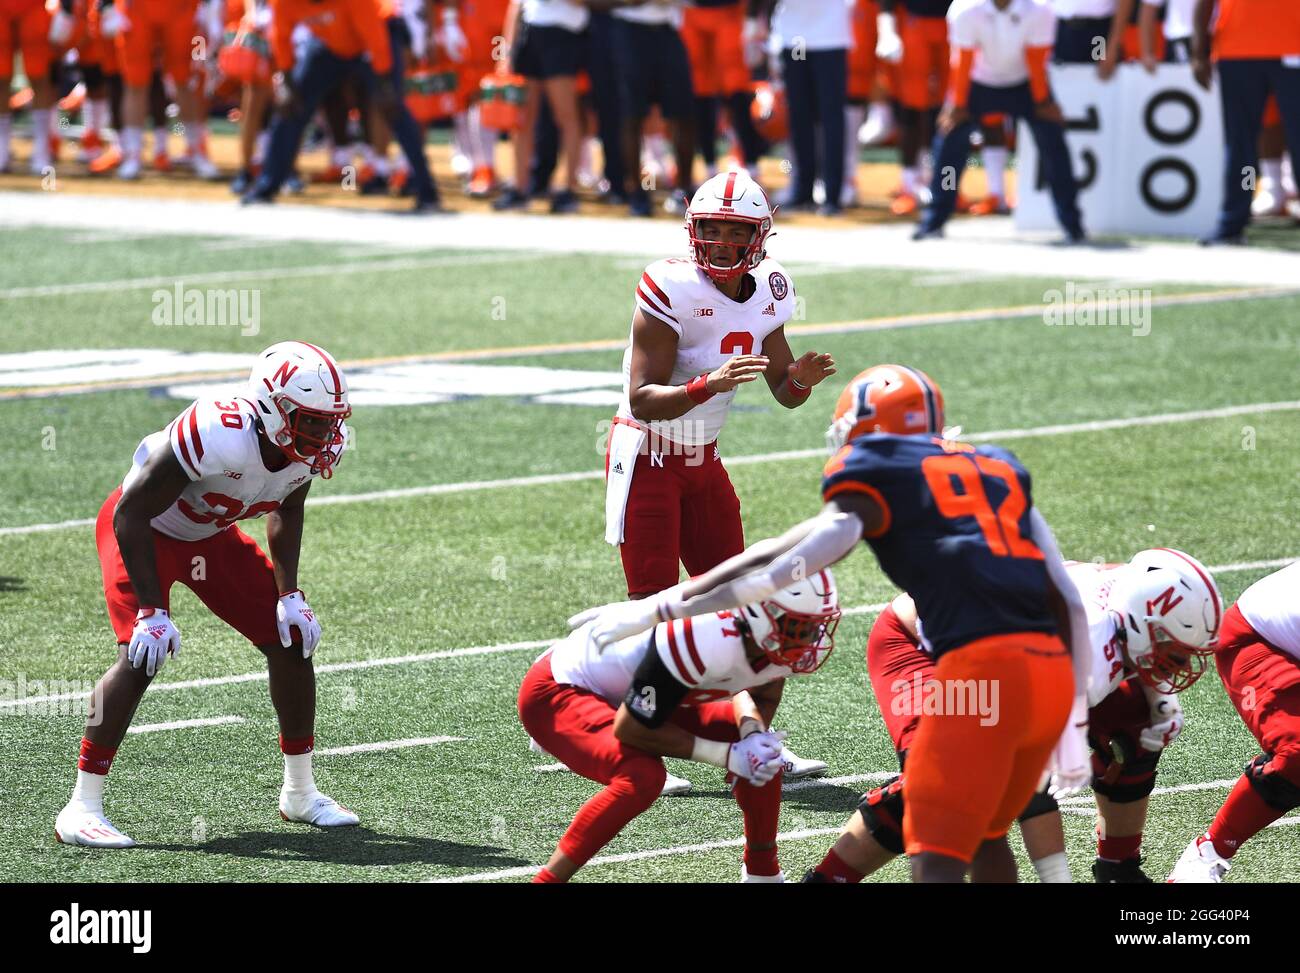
left=115, top=0, right=199, bottom=87
left=680, top=4, right=748, bottom=98
left=0, top=0, right=53, bottom=79
left=897, top=11, right=947, bottom=110
left=902, top=631, right=1073, bottom=862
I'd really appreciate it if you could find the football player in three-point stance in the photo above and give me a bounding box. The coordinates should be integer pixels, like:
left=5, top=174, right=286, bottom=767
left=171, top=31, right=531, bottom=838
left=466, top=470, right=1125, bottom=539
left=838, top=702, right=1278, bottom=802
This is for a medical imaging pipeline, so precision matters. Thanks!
left=1170, top=561, right=1300, bottom=882
left=805, top=549, right=1222, bottom=884
left=606, top=168, right=837, bottom=785
left=522, top=571, right=842, bottom=882
left=56, top=341, right=357, bottom=848
left=579, top=364, right=1093, bottom=882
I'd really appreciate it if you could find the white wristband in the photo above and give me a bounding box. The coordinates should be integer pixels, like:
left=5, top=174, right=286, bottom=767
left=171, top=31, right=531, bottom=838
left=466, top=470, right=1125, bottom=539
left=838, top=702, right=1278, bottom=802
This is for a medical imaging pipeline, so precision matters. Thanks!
left=691, top=737, right=729, bottom=769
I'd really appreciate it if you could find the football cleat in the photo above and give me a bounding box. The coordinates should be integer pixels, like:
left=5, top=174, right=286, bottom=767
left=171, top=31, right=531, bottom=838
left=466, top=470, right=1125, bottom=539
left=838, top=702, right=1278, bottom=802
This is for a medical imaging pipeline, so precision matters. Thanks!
left=116, top=156, right=141, bottom=180
left=1252, top=185, right=1287, bottom=217
left=890, top=192, right=919, bottom=216
left=192, top=154, right=220, bottom=181
left=968, top=194, right=1010, bottom=216
left=152, top=150, right=172, bottom=172
left=662, top=772, right=693, bottom=796
left=55, top=801, right=136, bottom=848
left=279, top=788, right=359, bottom=827
left=1167, top=834, right=1230, bottom=883
left=88, top=144, right=123, bottom=174
left=741, top=865, right=786, bottom=883
left=779, top=747, right=828, bottom=780
left=1092, top=856, right=1153, bottom=883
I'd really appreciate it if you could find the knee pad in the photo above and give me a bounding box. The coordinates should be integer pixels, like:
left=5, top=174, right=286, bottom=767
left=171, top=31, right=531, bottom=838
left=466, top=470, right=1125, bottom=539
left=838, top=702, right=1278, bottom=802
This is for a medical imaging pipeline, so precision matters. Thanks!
left=1018, top=787, right=1059, bottom=822
left=1091, top=745, right=1159, bottom=803
left=1245, top=751, right=1300, bottom=812
left=856, top=776, right=905, bottom=856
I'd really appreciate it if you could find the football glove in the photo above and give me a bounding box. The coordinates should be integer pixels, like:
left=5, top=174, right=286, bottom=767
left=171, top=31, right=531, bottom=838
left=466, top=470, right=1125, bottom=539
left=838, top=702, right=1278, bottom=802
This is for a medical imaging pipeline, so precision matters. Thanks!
left=99, top=4, right=130, bottom=39
left=729, top=730, right=787, bottom=785
left=437, top=8, right=467, bottom=63
left=48, top=9, right=75, bottom=46
left=1139, top=695, right=1184, bottom=752
left=875, top=12, right=903, bottom=64
left=1047, top=694, right=1091, bottom=799
left=277, top=590, right=321, bottom=658
left=128, top=608, right=181, bottom=677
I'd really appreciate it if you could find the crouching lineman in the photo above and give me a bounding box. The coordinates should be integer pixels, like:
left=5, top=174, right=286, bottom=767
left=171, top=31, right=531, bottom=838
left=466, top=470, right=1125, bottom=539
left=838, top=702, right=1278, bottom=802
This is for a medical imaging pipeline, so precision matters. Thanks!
left=56, top=341, right=357, bottom=847
left=575, top=364, right=1093, bottom=883
left=518, top=572, right=842, bottom=882
left=806, top=548, right=1222, bottom=883
left=1170, top=561, right=1300, bottom=882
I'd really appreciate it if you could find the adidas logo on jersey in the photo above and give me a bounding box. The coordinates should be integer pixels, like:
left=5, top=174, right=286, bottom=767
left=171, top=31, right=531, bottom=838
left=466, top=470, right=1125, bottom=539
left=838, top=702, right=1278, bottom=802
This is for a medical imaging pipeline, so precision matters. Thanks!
left=762, top=302, right=776, bottom=316
left=611, top=462, right=625, bottom=475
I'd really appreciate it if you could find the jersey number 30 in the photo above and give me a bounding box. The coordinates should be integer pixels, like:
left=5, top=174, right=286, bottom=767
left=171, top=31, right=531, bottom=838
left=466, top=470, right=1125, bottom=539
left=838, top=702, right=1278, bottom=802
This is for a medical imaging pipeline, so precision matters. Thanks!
left=921, top=454, right=1043, bottom=559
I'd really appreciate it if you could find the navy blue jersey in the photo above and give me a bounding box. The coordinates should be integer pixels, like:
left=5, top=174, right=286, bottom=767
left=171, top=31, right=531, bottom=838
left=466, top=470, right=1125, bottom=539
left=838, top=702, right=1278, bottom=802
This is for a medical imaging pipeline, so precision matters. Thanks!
left=822, top=434, right=1057, bottom=658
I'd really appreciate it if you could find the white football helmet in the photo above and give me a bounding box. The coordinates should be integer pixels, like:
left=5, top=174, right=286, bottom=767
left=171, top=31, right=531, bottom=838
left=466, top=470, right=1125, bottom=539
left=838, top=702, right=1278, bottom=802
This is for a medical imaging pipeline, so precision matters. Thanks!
left=248, top=341, right=351, bottom=478
left=685, top=170, right=774, bottom=282
left=739, top=569, right=841, bottom=674
left=1108, top=548, right=1223, bottom=692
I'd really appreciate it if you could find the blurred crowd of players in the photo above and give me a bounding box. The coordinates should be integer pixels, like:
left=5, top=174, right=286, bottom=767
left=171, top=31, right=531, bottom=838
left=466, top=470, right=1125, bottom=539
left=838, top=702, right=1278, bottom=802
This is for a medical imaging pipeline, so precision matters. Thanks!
left=0, top=0, right=1297, bottom=236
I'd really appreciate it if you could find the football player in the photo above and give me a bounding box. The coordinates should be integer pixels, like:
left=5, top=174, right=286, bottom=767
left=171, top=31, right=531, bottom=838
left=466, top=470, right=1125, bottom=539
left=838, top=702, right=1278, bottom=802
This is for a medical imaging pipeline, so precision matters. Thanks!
left=56, top=342, right=357, bottom=848
left=577, top=364, right=1093, bottom=882
left=0, top=0, right=56, bottom=173
left=519, top=571, right=842, bottom=882
left=1169, top=561, right=1300, bottom=882
left=806, top=549, right=1222, bottom=883
left=606, top=168, right=835, bottom=778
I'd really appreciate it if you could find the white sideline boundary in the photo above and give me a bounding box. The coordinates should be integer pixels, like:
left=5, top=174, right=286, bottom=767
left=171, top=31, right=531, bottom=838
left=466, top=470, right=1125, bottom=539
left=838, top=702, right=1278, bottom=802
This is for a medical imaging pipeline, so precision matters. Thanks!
left=0, top=554, right=1290, bottom=711
left=3, top=398, right=1298, bottom=538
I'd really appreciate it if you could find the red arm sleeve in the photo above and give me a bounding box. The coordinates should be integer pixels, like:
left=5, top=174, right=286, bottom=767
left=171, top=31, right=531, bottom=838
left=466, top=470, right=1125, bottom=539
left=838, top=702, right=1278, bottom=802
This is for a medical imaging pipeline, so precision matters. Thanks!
left=356, top=0, right=393, bottom=76
left=1025, top=44, right=1051, bottom=103
left=949, top=47, right=975, bottom=108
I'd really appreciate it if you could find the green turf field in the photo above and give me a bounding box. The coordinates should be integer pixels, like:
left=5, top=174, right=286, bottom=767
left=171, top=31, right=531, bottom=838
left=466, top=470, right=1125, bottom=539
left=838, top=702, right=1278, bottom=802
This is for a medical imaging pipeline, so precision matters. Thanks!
left=1, top=221, right=1297, bottom=883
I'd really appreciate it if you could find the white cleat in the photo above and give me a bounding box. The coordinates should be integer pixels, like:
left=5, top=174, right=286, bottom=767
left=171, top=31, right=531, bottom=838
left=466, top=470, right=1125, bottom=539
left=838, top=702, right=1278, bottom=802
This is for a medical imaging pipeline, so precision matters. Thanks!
left=55, top=801, right=136, bottom=848
left=741, top=865, right=786, bottom=883
left=662, top=772, right=693, bottom=796
left=279, top=788, right=359, bottom=827
left=1167, top=834, right=1230, bottom=883
left=528, top=736, right=549, bottom=756
left=1252, top=185, right=1287, bottom=217
left=859, top=103, right=896, bottom=146
left=780, top=746, right=828, bottom=780
left=192, top=153, right=220, bottom=181
left=116, top=156, right=141, bottom=180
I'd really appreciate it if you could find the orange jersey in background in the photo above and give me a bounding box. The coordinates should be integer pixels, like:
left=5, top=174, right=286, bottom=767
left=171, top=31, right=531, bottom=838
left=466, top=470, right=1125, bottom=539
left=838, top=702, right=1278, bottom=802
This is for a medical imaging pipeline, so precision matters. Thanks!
left=115, top=0, right=200, bottom=86
left=848, top=0, right=879, bottom=101
left=269, top=0, right=392, bottom=74
left=1, top=0, right=53, bottom=78
left=680, top=2, right=749, bottom=98
left=1212, top=0, right=1300, bottom=60
left=897, top=9, right=947, bottom=109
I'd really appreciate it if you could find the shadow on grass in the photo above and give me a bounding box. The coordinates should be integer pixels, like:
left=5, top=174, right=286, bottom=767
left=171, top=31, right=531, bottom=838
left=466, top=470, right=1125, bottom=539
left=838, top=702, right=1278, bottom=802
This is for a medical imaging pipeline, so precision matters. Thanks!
left=145, top=827, right=529, bottom=870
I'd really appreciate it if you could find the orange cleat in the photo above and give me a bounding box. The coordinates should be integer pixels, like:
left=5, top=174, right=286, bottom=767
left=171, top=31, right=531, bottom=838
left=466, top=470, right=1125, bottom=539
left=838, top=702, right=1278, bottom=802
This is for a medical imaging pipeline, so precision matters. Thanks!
left=59, top=84, right=86, bottom=113
left=968, top=194, right=1010, bottom=216
left=890, top=192, right=919, bottom=216
left=88, top=144, right=122, bottom=174
left=8, top=86, right=33, bottom=111
left=389, top=166, right=409, bottom=193
left=312, top=164, right=346, bottom=184
left=954, top=193, right=972, bottom=214
left=78, top=129, right=104, bottom=161
left=467, top=165, right=495, bottom=197
left=153, top=150, right=172, bottom=172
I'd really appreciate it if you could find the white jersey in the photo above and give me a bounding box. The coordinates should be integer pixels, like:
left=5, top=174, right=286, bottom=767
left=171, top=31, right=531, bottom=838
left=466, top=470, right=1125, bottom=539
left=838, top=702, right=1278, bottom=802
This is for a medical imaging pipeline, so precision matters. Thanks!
left=122, top=393, right=346, bottom=542
left=548, top=610, right=807, bottom=709
left=1065, top=561, right=1139, bottom=707
left=619, top=257, right=796, bottom=447
left=1236, top=562, right=1300, bottom=662
left=949, top=0, right=1057, bottom=89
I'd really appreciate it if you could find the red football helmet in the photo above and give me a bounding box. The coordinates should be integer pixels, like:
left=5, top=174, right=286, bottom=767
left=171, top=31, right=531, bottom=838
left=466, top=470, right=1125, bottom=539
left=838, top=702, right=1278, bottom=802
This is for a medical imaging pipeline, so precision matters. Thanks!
left=825, top=364, right=946, bottom=452
left=684, top=170, right=774, bottom=283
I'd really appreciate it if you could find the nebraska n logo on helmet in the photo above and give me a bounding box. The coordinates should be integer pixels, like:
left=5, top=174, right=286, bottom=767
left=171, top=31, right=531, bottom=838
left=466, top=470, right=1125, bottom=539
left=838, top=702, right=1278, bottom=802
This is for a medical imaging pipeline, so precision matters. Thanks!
left=825, top=364, right=946, bottom=453
left=248, top=341, right=351, bottom=479
left=685, top=170, right=774, bottom=283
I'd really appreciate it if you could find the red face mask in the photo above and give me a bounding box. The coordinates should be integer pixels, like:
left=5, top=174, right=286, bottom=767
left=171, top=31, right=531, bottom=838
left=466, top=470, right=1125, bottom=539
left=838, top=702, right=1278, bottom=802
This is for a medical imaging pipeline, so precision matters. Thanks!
left=756, top=603, right=842, bottom=674
left=275, top=402, right=350, bottom=478
left=687, top=216, right=767, bottom=282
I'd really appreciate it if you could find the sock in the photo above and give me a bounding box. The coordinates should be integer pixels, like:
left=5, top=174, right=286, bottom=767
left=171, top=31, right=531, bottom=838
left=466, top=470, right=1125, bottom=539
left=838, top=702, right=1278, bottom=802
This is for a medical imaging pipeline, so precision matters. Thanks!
left=31, top=108, right=52, bottom=168
left=253, top=129, right=269, bottom=166
left=1033, top=851, right=1072, bottom=882
left=78, top=736, right=117, bottom=776
left=557, top=761, right=662, bottom=868
left=843, top=104, right=866, bottom=201
left=1260, top=156, right=1283, bottom=194
left=532, top=866, right=562, bottom=883
left=0, top=113, right=12, bottom=167
left=1209, top=774, right=1287, bottom=858
left=734, top=770, right=783, bottom=876
left=813, top=847, right=864, bottom=884
left=983, top=145, right=1009, bottom=199
left=185, top=122, right=207, bottom=157
left=1097, top=830, right=1142, bottom=863
left=72, top=769, right=108, bottom=807
left=155, top=125, right=169, bottom=156
left=900, top=165, right=919, bottom=195
left=122, top=125, right=143, bottom=162
left=452, top=112, right=474, bottom=166
left=88, top=98, right=108, bottom=134
left=281, top=734, right=316, bottom=792
left=1282, top=153, right=1296, bottom=197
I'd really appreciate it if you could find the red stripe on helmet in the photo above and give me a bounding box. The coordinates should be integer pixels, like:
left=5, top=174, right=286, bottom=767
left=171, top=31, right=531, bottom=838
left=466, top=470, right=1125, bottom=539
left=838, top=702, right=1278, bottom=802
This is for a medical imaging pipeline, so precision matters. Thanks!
left=296, top=340, right=346, bottom=409
left=1152, top=548, right=1222, bottom=632
left=721, top=172, right=738, bottom=210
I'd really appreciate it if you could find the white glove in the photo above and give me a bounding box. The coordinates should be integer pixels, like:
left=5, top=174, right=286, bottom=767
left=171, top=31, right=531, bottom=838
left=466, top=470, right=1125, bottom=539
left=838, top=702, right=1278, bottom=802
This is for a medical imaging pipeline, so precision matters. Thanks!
left=568, top=598, right=666, bottom=652
left=875, top=12, right=903, bottom=64
left=1139, top=695, right=1184, bottom=751
left=437, top=9, right=467, bottom=63
left=202, top=0, right=225, bottom=51
left=1047, top=695, right=1091, bottom=799
left=49, top=9, right=76, bottom=46
left=741, top=17, right=766, bottom=69
left=403, top=5, right=428, bottom=61
left=728, top=730, right=787, bottom=785
left=127, top=608, right=181, bottom=678
left=99, top=5, right=130, bottom=39
left=276, top=589, right=321, bottom=658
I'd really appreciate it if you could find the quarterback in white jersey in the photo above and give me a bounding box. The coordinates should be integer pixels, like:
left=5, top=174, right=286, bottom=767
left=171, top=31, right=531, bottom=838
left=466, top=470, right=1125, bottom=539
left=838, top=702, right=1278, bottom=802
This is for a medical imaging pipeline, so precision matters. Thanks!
left=801, top=549, right=1222, bottom=885
left=56, top=341, right=359, bottom=849
left=519, top=571, right=841, bottom=882
left=1170, top=561, right=1300, bottom=883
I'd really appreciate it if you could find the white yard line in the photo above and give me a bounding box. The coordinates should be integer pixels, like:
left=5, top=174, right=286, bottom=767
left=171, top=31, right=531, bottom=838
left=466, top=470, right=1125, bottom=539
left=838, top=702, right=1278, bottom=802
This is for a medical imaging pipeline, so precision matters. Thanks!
left=0, top=550, right=1288, bottom=711
left=317, top=736, right=465, bottom=756
left=7, top=398, right=1297, bottom=539
left=125, top=715, right=245, bottom=734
